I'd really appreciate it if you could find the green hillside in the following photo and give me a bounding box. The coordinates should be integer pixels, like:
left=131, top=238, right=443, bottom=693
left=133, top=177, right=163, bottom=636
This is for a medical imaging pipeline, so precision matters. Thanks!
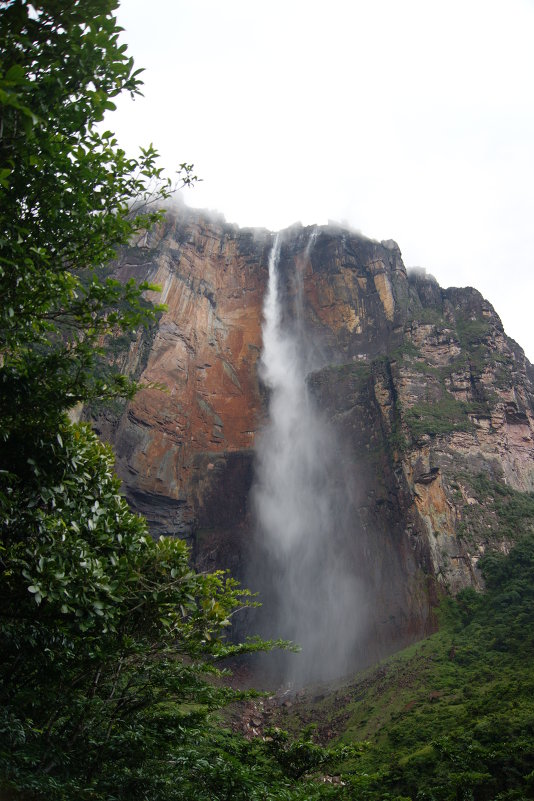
left=255, top=534, right=534, bottom=800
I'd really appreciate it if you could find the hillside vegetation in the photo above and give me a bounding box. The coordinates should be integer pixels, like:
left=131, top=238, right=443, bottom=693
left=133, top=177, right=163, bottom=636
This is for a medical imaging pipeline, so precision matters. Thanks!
left=257, top=533, right=534, bottom=800
left=146, top=532, right=534, bottom=801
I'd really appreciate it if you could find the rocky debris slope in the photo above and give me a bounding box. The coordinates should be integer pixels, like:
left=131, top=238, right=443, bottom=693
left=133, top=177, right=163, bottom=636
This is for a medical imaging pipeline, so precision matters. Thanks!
left=88, top=204, right=534, bottom=665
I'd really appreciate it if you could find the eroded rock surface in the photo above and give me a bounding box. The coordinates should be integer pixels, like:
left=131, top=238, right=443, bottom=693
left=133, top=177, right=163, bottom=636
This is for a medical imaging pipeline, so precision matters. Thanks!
left=89, top=205, right=534, bottom=667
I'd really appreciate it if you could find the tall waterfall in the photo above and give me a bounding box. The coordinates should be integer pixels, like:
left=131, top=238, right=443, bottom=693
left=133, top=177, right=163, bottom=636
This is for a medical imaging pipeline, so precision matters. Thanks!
left=252, top=232, right=363, bottom=686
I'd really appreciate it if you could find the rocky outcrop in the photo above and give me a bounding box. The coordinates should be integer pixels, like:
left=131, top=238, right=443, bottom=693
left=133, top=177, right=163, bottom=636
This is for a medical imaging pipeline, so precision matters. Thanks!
left=89, top=204, right=534, bottom=666
left=92, top=209, right=270, bottom=568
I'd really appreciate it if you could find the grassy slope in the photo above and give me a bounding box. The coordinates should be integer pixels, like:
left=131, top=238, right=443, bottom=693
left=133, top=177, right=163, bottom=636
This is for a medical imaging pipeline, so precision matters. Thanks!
left=265, top=535, right=534, bottom=800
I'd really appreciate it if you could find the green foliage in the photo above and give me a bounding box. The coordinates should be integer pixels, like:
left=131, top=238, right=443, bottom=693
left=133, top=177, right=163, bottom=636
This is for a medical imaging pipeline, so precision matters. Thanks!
left=264, top=727, right=329, bottom=779
left=0, top=0, right=197, bottom=436
left=270, top=535, right=534, bottom=801
left=458, top=473, right=534, bottom=545
left=412, top=307, right=448, bottom=326
left=404, top=393, right=474, bottom=438
left=0, top=421, right=278, bottom=799
left=471, top=474, right=534, bottom=534
left=456, top=315, right=492, bottom=348
left=388, top=340, right=422, bottom=361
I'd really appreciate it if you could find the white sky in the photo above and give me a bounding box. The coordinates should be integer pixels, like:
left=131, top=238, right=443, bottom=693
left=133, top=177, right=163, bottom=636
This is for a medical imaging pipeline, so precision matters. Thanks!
left=111, top=0, right=534, bottom=361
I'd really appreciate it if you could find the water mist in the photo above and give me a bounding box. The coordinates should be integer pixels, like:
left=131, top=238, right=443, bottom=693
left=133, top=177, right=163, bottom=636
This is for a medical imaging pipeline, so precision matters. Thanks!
left=251, top=232, right=364, bottom=687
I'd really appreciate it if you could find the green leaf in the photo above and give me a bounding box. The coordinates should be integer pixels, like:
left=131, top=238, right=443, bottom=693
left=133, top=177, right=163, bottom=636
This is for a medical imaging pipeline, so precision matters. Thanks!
left=5, top=64, right=26, bottom=82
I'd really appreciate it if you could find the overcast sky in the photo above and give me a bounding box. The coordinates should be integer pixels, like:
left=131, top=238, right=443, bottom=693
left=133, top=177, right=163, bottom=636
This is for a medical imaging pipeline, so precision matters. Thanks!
left=111, top=0, right=534, bottom=360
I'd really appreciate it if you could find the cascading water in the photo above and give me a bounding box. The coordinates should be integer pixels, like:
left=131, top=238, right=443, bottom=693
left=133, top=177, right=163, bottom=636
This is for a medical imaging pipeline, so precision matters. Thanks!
left=251, top=231, right=364, bottom=687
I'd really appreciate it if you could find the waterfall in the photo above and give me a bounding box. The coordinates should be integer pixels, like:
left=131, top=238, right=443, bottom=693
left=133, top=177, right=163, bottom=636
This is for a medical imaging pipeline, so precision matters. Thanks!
left=252, top=231, right=363, bottom=687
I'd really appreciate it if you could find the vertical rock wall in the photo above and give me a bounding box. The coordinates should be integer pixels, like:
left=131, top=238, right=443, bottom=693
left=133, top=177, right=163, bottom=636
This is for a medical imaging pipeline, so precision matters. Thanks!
left=90, top=205, right=534, bottom=668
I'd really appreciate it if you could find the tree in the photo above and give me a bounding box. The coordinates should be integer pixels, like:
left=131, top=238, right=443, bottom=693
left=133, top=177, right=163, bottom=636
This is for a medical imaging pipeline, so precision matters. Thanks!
left=0, top=0, right=200, bottom=441
left=0, top=422, right=265, bottom=799
left=0, top=3, right=283, bottom=798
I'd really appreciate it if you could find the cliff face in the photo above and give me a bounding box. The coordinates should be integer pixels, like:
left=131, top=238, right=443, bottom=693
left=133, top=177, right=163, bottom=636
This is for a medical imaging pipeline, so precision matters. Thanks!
left=91, top=205, right=534, bottom=663
left=93, top=210, right=270, bottom=575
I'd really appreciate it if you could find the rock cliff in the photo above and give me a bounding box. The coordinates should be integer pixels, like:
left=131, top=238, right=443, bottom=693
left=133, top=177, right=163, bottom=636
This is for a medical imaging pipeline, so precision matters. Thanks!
left=89, top=204, right=534, bottom=667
